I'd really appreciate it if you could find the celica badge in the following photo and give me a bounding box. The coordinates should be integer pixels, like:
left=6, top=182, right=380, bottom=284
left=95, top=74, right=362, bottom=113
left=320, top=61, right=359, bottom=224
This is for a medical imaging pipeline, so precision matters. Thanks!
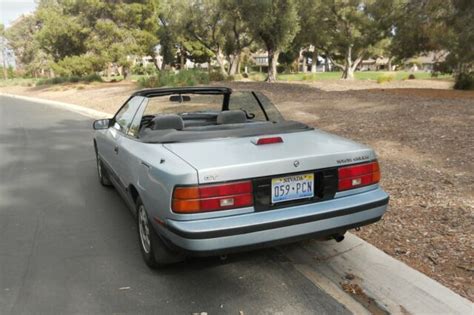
left=293, top=160, right=300, bottom=168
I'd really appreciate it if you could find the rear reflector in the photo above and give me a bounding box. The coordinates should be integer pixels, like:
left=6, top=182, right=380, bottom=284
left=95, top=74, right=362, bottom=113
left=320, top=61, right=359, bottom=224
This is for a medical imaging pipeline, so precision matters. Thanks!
left=254, top=137, right=283, bottom=145
left=172, top=181, right=253, bottom=213
left=338, top=161, right=380, bottom=191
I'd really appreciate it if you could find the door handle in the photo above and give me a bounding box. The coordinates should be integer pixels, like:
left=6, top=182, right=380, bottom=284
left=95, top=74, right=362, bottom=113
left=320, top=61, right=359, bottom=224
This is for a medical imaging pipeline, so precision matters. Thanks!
left=114, top=146, right=119, bottom=154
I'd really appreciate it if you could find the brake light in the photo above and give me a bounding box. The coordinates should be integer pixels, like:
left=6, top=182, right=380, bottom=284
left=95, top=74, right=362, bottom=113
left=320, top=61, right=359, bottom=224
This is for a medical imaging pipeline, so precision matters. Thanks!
left=338, top=161, right=380, bottom=191
left=254, top=137, right=283, bottom=145
left=172, top=180, right=253, bottom=213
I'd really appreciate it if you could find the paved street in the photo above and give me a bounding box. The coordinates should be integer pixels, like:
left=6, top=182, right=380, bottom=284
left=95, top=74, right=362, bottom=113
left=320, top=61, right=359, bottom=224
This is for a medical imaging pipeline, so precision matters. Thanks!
left=0, top=96, right=349, bottom=314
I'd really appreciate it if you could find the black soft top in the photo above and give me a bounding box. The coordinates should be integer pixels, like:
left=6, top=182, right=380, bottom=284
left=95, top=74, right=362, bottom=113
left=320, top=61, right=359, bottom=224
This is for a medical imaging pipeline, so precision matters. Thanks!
left=132, top=86, right=232, bottom=97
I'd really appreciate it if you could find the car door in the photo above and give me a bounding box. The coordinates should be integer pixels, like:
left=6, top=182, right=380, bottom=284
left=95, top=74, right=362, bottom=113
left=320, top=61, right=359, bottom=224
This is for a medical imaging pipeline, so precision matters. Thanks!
left=113, top=97, right=148, bottom=193
left=98, top=96, right=145, bottom=187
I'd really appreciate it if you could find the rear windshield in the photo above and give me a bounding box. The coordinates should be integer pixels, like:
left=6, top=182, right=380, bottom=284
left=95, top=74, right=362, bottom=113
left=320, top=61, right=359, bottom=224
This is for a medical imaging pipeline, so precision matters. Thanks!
left=142, top=91, right=280, bottom=122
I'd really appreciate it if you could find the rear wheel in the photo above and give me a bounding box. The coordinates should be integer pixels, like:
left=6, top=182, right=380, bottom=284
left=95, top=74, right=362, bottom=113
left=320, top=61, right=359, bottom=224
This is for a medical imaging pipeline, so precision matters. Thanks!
left=136, top=197, right=184, bottom=268
left=96, top=153, right=112, bottom=187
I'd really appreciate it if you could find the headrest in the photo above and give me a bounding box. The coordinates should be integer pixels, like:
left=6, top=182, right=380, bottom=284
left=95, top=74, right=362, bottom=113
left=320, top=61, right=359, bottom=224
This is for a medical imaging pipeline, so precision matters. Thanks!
left=150, top=115, right=184, bottom=130
left=216, top=110, right=246, bottom=125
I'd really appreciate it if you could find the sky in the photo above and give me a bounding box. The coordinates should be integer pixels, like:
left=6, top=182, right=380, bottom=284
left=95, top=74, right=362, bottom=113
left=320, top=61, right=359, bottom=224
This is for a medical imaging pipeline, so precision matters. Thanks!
left=0, top=0, right=37, bottom=27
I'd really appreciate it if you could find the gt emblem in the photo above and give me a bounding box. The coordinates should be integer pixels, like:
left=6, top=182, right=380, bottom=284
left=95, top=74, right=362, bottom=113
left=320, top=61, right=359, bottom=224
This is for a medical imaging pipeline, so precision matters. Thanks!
left=293, top=160, right=300, bottom=168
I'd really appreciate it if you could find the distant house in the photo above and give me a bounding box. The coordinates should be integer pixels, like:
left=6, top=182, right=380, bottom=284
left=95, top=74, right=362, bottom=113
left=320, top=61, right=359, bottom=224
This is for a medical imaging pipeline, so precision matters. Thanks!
left=404, top=51, right=447, bottom=72
left=253, top=53, right=269, bottom=67
left=359, top=57, right=391, bottom=71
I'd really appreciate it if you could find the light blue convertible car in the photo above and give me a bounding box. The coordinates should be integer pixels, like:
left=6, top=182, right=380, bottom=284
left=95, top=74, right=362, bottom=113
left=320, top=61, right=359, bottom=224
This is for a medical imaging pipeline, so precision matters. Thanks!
left=93, top=87, right=389, bottom=268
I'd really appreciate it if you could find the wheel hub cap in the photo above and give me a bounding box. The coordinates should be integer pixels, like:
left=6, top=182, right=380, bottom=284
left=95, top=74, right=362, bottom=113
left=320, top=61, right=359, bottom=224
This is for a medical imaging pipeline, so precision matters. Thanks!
left=138, top=206, right=151, bottom=254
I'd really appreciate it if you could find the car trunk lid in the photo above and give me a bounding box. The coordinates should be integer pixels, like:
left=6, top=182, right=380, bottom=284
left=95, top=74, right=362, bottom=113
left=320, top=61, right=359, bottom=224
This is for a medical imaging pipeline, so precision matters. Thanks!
left=163, top=129, right=376, bottom=184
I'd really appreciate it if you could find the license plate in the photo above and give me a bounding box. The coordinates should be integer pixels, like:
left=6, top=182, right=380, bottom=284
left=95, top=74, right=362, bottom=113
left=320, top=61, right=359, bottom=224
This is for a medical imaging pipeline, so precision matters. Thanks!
left=271, top=173, right=314, bottom=203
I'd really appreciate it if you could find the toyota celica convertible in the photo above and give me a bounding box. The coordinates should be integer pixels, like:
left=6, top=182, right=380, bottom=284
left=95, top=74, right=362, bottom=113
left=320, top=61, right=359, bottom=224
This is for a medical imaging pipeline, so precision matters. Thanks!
left=93, top=86, right=389, bottom=268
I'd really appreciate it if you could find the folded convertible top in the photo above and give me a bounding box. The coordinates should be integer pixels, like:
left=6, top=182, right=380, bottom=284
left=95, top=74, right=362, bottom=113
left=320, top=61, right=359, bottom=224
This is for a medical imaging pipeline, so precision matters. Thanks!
left=139, top=120, right=312, bottom=143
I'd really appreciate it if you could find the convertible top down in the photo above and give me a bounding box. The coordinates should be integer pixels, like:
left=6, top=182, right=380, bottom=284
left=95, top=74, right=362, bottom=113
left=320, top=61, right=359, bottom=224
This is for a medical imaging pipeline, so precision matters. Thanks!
left=93, top=86, right=389, bottom=268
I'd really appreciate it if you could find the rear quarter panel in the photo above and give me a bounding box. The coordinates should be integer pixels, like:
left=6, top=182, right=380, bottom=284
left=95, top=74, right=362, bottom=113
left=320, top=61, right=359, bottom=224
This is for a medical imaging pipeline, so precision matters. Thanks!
left=118, top=138, right=198, bottom=221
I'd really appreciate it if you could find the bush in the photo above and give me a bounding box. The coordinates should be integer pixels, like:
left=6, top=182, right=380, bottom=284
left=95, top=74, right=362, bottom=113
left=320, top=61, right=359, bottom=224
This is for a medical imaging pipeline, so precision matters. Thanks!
left=376, top=74, right=395, bottom=84
left=209, top=71, right=226, bottom=81
left=36, top=74, right=102, bottom=86
left=138, top=69, right=209, bottom=88
left=52, top=55, right=103, bottom=77
left=131, top=64, right=146, bottom=75
left=408, top=74, right=416, bottom=80
left=454, top=71, right=474, bottom=90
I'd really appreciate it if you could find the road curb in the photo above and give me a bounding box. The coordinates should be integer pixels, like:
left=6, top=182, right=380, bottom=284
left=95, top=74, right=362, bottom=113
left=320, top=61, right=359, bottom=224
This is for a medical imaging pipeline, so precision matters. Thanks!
left=1, top=92, right=472, bottom=314
left=284, top=233, right=473, bottom=314
left=0, top=92, right=109, bottom=119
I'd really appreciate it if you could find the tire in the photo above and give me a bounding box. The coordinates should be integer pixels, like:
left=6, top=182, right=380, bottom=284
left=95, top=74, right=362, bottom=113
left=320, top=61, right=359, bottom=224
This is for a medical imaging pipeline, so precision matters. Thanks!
left=136, top=197, right=184, bottom=268
left=96, top=152, right=112, bottom=187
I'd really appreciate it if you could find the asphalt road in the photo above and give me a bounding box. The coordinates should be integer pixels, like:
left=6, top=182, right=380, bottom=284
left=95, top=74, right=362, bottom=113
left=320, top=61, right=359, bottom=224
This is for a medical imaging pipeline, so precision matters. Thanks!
left=0, top=96, right=350, bottom=315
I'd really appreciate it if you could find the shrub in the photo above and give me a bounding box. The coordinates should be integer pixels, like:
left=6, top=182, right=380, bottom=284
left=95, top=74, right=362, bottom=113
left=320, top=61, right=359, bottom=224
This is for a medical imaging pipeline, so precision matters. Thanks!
left=376, top=74, right=395, bottom=84
left=83, top=73, right=102, bottom=82
left=36, top=74, right=103, bottom=86
left=209, top=71, right=226, bottom=81
left=138, top=69, right=209, bottom=88
left=454, top=71, right=474, bottom=90
left=408, top=74, right=416, bottom=80
left=131, top=64, right=146, bottom=75
left=52, top=55, right=104, bottom=77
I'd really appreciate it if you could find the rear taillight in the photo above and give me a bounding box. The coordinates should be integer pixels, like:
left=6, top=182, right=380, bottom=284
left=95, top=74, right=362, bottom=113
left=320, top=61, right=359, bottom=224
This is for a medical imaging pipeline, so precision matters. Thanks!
left=172, top=180, right=253, bottom=213
left=338, top=161, right=380, bottom=191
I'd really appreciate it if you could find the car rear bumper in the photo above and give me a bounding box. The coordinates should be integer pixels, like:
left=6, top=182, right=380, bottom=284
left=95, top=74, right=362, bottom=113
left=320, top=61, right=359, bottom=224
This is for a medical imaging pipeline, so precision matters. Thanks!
left=159, top=187, right=389, bottom=256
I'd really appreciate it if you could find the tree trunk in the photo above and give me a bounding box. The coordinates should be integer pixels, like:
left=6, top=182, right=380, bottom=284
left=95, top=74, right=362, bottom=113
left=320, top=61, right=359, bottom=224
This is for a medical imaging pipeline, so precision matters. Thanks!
left=341, top=67, right=354, bottom=79
left=265, top=49, right=279, bottom=82
left=215, top=49, right=227, bottom=76
left=302, top=53, right=307, bottom=73
left=311, top=49, right=318, bottom=73
left=324, top=56, right=329, bottom=72
left=207, top=57, right=211, bottom=76
left=388, top=56, right=393, bottom=71
left=341, top=45, right=354, bottom=80
left=123, top=66, right=131, bottom=80
left=228, top=51, right=241, bottom=76
left=236, top=58, right=241, bottom=74
left=180, top=52, right=185, bottom=70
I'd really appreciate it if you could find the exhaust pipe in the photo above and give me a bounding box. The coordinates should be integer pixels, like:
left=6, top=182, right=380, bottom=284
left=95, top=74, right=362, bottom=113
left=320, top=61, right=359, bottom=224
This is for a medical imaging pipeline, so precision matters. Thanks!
left=333, top=233, right=345, bottom=242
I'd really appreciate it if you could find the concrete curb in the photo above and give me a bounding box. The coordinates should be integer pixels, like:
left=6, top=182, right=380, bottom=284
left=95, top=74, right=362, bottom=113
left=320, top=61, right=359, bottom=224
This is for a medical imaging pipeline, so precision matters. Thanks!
left=284, top=234, right=473, bottom=315
left=1, top=92, right=472, bottom=314
left=0, top=92, right=110, bottom=119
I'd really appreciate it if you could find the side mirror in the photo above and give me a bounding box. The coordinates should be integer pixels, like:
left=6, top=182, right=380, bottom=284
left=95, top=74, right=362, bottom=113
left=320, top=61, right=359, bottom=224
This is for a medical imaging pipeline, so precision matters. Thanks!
left=93, top=119, right=111, bottom=130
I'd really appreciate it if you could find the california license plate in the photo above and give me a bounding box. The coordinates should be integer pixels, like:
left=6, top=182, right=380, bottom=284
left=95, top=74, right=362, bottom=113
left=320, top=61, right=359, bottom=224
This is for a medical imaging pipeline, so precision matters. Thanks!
left=271, top=173, right=314, bottom=203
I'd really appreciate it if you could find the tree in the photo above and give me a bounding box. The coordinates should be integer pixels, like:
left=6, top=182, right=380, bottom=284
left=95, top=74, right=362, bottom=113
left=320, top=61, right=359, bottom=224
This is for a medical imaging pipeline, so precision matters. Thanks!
left=240, top=0, right=300, bottom=82
left=391, top=0, right=473, bottom=88
left=313, top=0, right=397, bottom=79
left=5, top=15, right=40, bottom=71
left=220, top=0, right=254, bottom=75
left=181, top=0, right=228, bottom=76
left=35, top=5, right=88, bottom=61
left=0, top=24, right=8, bottom=79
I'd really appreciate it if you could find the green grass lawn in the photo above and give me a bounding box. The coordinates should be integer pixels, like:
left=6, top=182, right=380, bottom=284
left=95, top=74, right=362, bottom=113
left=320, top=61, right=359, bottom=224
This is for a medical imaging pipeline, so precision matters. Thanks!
left=276, top=71, right=453, bottom=82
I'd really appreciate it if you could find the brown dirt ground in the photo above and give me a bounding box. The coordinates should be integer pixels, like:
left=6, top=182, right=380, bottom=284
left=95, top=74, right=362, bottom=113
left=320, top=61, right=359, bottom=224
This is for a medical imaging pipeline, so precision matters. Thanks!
left=1, top=80, right=473, bottom=300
